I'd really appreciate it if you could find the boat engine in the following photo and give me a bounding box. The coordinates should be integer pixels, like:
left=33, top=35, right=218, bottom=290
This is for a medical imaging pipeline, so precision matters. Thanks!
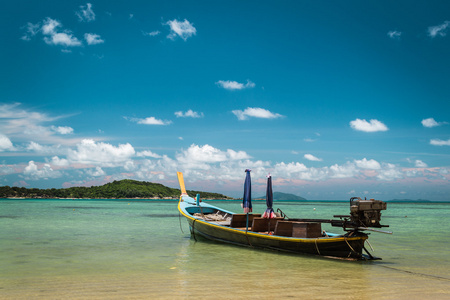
left=349, top=197, right=387, bottom=228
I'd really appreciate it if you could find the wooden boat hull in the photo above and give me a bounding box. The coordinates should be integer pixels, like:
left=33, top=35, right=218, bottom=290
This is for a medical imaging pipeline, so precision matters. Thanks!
left=178, top=197, right=368, bottom=260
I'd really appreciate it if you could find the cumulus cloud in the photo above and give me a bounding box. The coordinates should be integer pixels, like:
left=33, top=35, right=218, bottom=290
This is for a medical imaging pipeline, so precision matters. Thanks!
left=23, top=161, right=61, bottom=180
left=51, top=126, right=74, bottom=134
left=304, top=154, right=322, bottom=162
left=45, top=32, right=81, bottom=47
left=67, top=139, right=136, bottom=167
left=125, top=116, right=172, bottom=125
left=136, top=150, right=162, bottom=158
left=176, top=144, right=250, bottom=165
left=143, top=30, right=160, bottom=37
left=51, top=156, right=69, bottom=166
left=376, top=163, right=403, bottom=181
left=84, top=33, right=104, bottom=45
left=273, top=162, right=308, bottom=177
left=329, top=162, right=358, bottom=179
left=165, top=19, right=196, bottom=41
left=41, top=17, right=59, bottom=35
left=0, top=164, right=14, bottom=175
left=232, top=107, right=284, bottom=121
left=175, top=109, right=204, bottom=118
left=422, top=117, right=447, bottom=128
left=387, top=30, right=401, bottom=39
left=22, top=17, right=82, bottom=47
left=76, top=3, right=96, bottom=22
left=414, top=160, right=428, bottom=168
left=216, top=80, right=255, bottom=90
left=86, top=166, right=105, bottom=177
left=428, top=21, right=450, bottom=38
left=430, top=139, right=450, bottom=146
left=22, top=12, right=102, bottom=48
left=350, top=118, right=388, bottom=132
left=42, top=18, right=82, bottom=47
left=355, top=158, right=381, bottom=170
left=0, top=134, right=14, bottom=151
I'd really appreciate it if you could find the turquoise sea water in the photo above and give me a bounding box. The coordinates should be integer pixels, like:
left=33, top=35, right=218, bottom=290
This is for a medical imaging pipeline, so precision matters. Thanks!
left=1, top=199, right=449, bottom=299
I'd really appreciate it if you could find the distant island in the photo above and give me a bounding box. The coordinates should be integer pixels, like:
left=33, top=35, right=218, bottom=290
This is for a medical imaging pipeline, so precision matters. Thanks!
left=0, top=179, right=233, bottom=200
left=387, top=199, right=434, bottom=202
left=255, top=192, right=306, bottom=201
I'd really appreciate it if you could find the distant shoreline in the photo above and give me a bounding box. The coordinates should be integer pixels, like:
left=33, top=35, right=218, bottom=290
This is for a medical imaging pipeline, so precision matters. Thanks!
left=2, top=197, right=449, bottom=203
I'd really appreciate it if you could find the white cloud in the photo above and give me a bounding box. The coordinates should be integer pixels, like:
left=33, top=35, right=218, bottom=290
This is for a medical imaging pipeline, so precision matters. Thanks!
left=44, top=32, right=82, bottom=47
left=422, top=117, right=447, bottom=128
left=42, top=18, right=60, bottom=35
left=376, top=163, right=403, bottom=181
left=21, top=22, right=41, bottom=41
left=86, top=166, right=105, bottom=177
left=143, top=30, right=160, bottom=37
left=0, top=134, right=14, bottom=151
left=0, top=164, right=14, bottom=175
left=165, top=19, right=196, bottom=41
left=51, top=126, right=74, bottom=134
left=76, top=3, right=96, bottom=22
left=124, top=160, right=136, bottom=171
left=41, top=18, right=82, bottom=47
left=22, top=18, right=84, bottom=47
left=304, top=154, right=322, bottom=162
left=67, top=139, right=136, bottom=167
left=0, top=103, right=80, bottom=148
left=387, top=30, right=401, bottom=39
left=136, top=150, right=162, bottom=158
left=350, top=118, right=388, bottom=132
left=51, top=156, right=69, bottom=166
left=273, top=162, right=308, bottom=176
left=27, top=141, right=46, bottom=152
left=355, top=158, right=381, bottom=170
left=27, top=142, right=65, bottom=155
left=414, top=160, right=428, bottom=168
left=428, top=21, right=450, bottom=38
left=176, top=144, right=250, bottom=165
left=23, top=161, right=61, bottom=180
left=430, top=139, right=450, bottom=146
left=126, top=116, right=172, bottom=125
left=174, top=109, right=204, bottom=118
left=84, top=33, right=104, bottom=45
left=232, top=107, right=284, bottom=121
left=216, top=80, right=255, bottom=90
left=329, top=162, right=358, bottom=179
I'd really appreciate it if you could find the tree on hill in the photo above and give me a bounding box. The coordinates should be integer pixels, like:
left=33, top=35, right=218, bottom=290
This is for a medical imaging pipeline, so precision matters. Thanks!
left=0, top=179, right=233, bottom=200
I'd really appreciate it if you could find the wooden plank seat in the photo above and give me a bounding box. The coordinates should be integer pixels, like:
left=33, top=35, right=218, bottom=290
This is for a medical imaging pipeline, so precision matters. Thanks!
left=251, top=217, right=285, bottom=232
left=274, top=221, right=322, bottom=238
left=230, top=213, right=261, bottom=228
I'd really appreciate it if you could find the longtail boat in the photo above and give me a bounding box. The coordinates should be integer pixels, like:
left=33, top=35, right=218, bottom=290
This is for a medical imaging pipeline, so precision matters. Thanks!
left=177, top=171, right=391, bottom=260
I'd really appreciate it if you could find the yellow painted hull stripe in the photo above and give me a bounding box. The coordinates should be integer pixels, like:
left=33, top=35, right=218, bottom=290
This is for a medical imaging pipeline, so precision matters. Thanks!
left=178, top=202, right=367, bottom=244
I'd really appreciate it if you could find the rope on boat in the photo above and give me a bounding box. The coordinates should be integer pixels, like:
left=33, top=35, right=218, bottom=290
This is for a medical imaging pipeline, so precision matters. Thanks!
left=366, top=239, right=374, bottom=252
left=344, top=237, right=357, bottom=254
left=191, top=218, right=197, bottom=241
left=178, top=212, right=184, bottom=234
left=245, top=229, right=253, bottom=247
left=314, top=239, right=321, bottom=255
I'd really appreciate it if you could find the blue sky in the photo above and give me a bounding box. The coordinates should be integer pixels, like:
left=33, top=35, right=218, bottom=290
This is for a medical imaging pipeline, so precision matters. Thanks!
left=1, top=0, right=449, bottom=200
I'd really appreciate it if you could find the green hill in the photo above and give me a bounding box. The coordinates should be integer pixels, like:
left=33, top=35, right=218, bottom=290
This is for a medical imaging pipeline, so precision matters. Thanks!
left=255, top=192, right=306, bottom=201
left=0, top=179, right=233, bottom=200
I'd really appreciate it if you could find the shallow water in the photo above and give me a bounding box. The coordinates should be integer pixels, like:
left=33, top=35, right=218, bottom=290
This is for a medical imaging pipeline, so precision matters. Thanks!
left=1, top=199, right=449, bottom=299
